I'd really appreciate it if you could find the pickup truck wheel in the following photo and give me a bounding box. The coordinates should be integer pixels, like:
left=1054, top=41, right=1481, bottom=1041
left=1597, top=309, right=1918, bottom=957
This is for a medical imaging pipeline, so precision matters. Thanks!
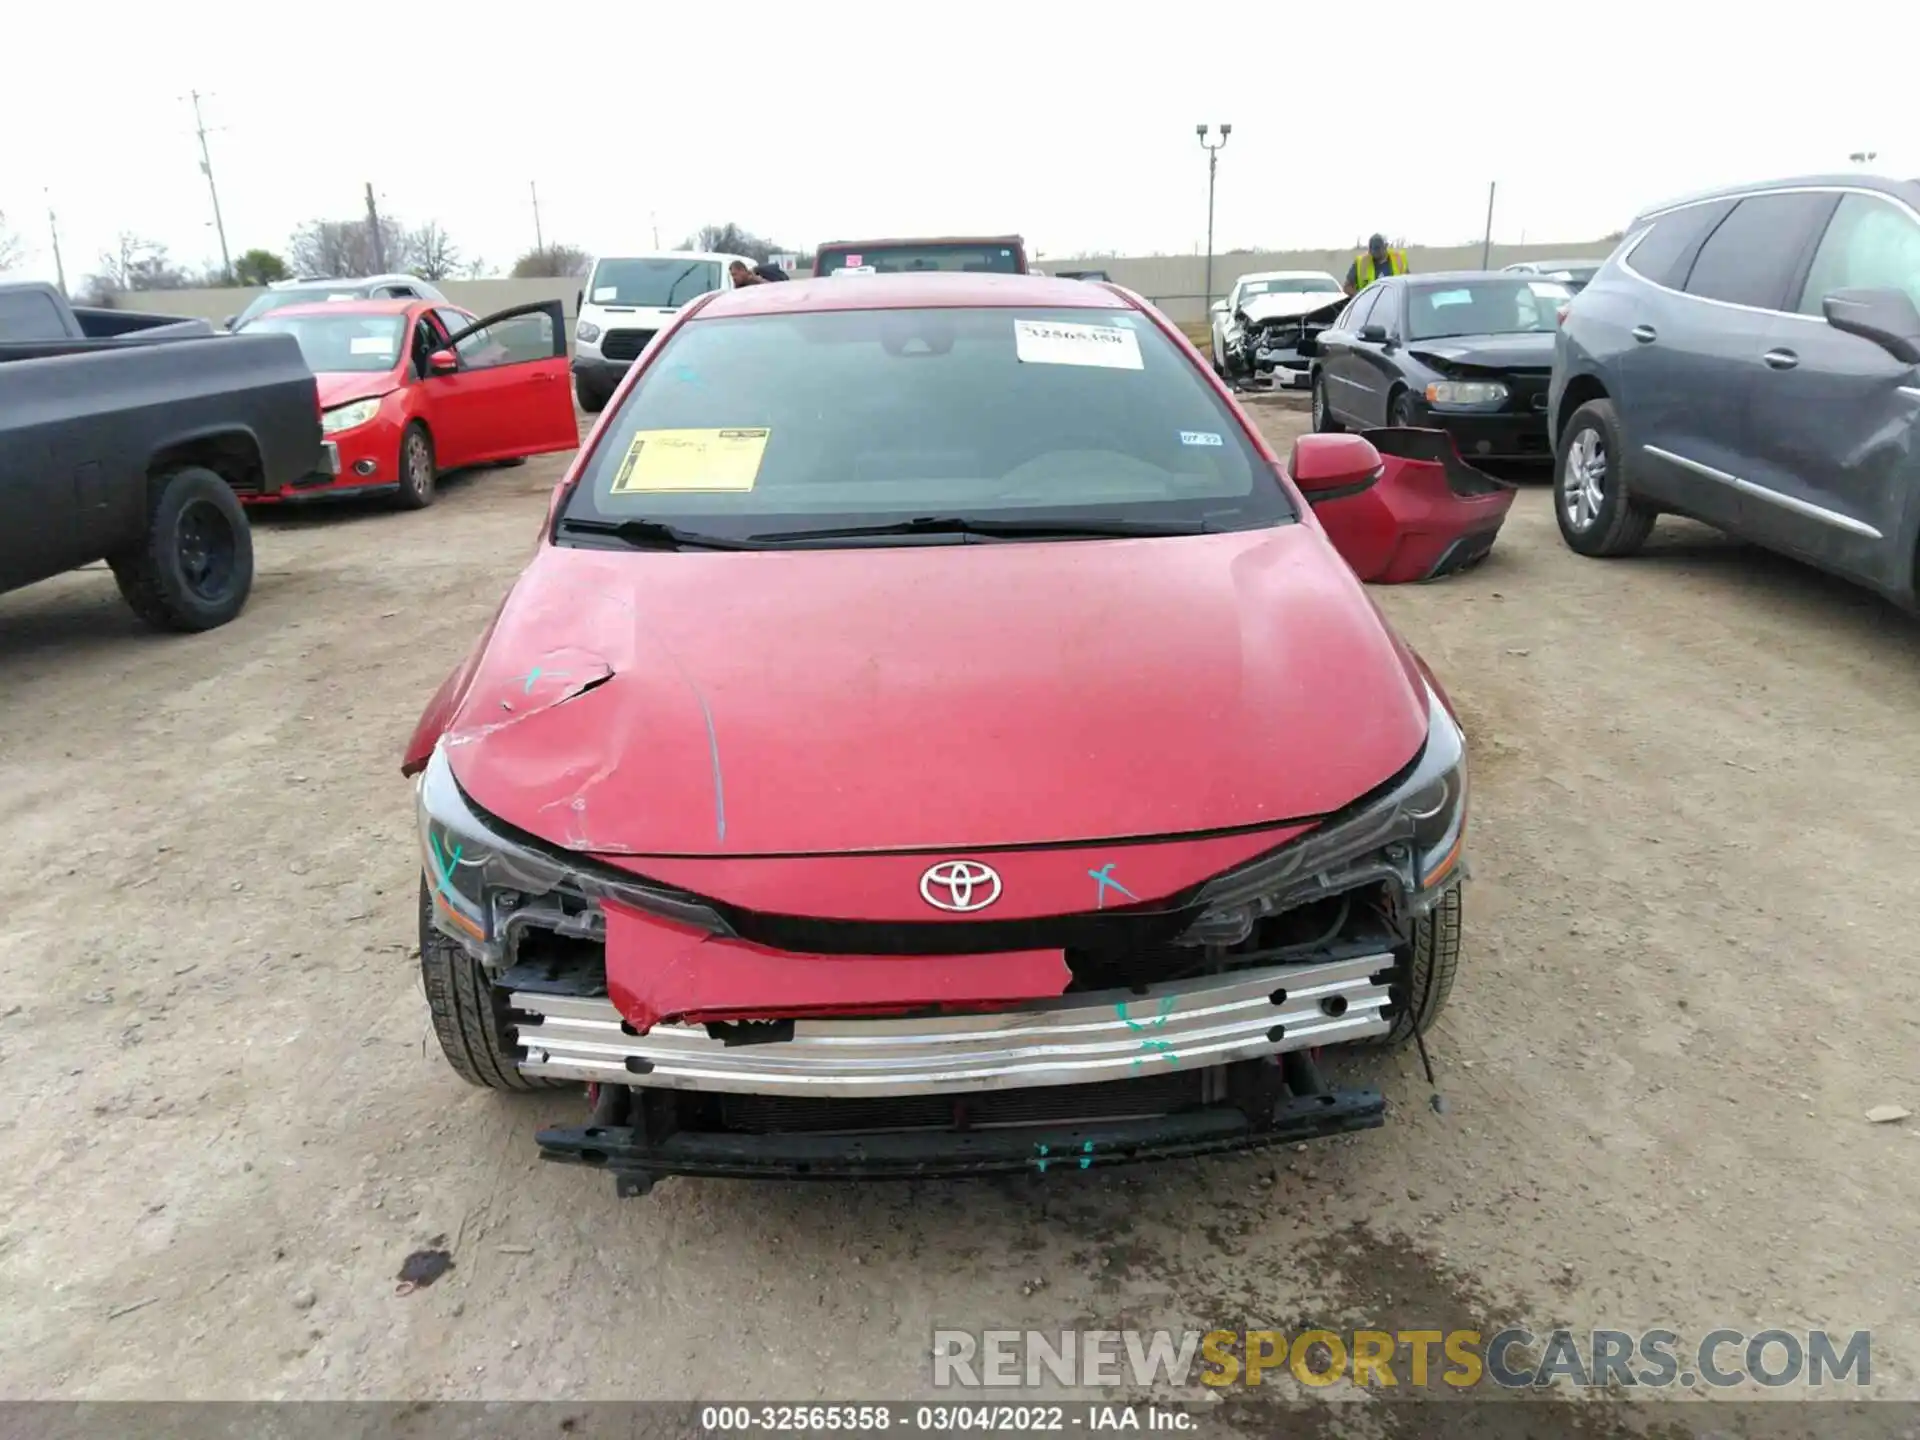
left=1311, top=370, right=1343, bottom=433
left=418, top=879, right=569, bottom=1092
left=1365, top=885, right=1461, bottom=1048
left=110, top=465, right=254, bottom=633
left=1556, top=399, right=1656, bottom=557
left=396, top=423, right=437, bottom=510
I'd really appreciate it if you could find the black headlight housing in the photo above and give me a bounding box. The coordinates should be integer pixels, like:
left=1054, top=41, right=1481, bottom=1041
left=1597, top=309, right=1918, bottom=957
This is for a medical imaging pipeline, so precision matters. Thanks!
left=1175, top=681, right=1466, bottom=947
left=415, top=745, right=730, bottom=965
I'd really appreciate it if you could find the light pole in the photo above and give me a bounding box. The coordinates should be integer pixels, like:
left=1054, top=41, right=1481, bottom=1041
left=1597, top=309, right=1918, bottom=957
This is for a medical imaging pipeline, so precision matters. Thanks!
left=1197, top=123, right=1231, bottom=315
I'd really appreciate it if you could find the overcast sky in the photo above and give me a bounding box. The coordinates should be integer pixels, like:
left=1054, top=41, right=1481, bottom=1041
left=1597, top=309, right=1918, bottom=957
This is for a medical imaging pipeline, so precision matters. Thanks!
left=1, top=1, right=1912, bottom=286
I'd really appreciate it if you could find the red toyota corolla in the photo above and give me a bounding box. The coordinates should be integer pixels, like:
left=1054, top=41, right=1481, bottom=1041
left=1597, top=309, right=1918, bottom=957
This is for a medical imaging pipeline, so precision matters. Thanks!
left=243, top=298, right=578, bottom=507
left=402, top=273, right=1470, bottom=1192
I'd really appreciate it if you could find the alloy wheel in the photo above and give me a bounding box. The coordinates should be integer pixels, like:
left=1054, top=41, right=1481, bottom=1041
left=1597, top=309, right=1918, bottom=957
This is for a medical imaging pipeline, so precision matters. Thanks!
left=176, top=498, right=237, bottom=602
left=1563, top=427, right=1606, bottom=530
left=406, top=432, right=434, bottom=500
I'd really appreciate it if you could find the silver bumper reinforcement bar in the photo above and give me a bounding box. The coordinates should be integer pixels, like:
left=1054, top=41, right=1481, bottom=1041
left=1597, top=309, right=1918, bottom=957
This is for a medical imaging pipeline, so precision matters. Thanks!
left=512, top=951, right=1393, bottom=1097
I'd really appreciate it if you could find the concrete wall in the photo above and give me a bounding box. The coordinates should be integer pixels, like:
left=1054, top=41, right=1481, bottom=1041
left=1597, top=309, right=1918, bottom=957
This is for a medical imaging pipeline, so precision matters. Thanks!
left=108, top=278, right=583, bottom=327
left=110, top=240, right=1618, bottom=330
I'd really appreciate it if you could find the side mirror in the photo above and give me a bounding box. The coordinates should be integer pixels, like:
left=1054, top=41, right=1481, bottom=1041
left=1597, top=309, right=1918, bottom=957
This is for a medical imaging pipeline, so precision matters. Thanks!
left=1210, top=299, right=1229, bottom=315
left=1289, top=433, right=1383, bottom=499
left=1823, top=287, right=1920, bottom=363
left=222, top=315, right=237, bottom=331
left=427, top=349, right=459, bottom=375
left=1360, top=324, right=1389, bottom=344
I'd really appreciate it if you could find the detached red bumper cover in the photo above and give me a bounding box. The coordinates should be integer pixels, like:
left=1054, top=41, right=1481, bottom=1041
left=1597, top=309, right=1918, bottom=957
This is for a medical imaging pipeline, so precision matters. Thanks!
left=1308, top=427, right=1517, bottom=584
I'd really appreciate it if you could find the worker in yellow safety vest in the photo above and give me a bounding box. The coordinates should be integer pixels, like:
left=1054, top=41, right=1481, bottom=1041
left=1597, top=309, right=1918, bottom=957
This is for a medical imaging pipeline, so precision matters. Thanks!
left=1344, top=234, right=1408, bottom=295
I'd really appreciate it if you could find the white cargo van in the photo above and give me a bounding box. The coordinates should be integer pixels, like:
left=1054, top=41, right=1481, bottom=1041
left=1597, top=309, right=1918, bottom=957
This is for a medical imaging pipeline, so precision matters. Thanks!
left=570, top=251, right=754, bottom=412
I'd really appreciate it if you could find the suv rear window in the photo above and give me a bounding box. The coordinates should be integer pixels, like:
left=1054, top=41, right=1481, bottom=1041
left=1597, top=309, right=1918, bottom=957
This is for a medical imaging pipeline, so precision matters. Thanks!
left=816, top=243, right=1024, bottom=276
left=1623, top=200, right=1735, bottom=289
left=560, top=306, right=1291, bottom=543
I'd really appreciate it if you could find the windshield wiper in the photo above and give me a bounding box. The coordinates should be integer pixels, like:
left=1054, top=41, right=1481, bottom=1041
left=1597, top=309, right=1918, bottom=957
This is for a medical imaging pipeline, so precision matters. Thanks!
left=747, top=515, right=1214, bottom=544
left=555, top=517, right=764, bottom=551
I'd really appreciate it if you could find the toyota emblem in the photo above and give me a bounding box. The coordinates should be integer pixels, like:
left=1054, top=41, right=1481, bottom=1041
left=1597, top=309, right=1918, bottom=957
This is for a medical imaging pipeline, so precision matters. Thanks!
left=919, top=859, right=1002, bottom=913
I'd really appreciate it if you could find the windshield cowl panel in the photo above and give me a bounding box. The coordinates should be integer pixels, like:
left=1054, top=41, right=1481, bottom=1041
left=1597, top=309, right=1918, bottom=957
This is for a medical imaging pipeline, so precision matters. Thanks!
left=556, top=306, right=1294, bottom=549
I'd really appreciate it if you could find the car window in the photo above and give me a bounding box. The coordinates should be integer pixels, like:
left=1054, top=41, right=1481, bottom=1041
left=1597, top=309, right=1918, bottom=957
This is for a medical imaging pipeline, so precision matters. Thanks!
left=454, top=310, right=557, bottom=370
left=1623, top=200, right=1736, bottom=290
left=234, top=285, right=367, bottom=327
left=1343, top=288, right=1380, bottom=332
left=588, top=258, right=722, bottom=308
left=1682, top=192, right=1835, bottom=310
left=1366, top=286, right=1400, bottom=337
left=434, top=307, right=471, bottom=339
left=1796, top=193, right=1920, bottom=314
left=248, top=312, right=406, bottom=373
left=816, top=243, right=1022, bottom=275
left=560, top=306, right=1295, bottom=542
left=1240, top=276, right=1342, bottom=298
left=1405, top=278, right=1568, bottom=341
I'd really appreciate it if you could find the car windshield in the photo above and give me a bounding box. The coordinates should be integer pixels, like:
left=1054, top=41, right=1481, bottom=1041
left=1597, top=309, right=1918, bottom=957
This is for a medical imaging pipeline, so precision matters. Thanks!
left=234, top=286, right=366, bottom=326
left=817, top=244, right=1022, bottom=275
left=247, top=312, right=406, bottom=373
left=558, top=306, right=1294, bottom=544
left=587, top=259, right=721, bottom=309
left=1406, top=279, right=1571, bottom=340
left=1242, top=277, right=1340, bottom=297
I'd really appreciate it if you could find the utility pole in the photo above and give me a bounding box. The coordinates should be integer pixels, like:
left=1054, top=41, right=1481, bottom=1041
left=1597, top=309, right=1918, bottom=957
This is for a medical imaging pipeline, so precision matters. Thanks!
left=1480, top=181, right=1498, bottom=269
left=651, top=211, right=660, bottom=249
left=1197, top=123, right=1231, bottom=313
left=364, top=182, right=387, bottom=272
left=531, top=180, right=545, bottom=255
left=188, top=90, right=233, bottom=283
left=46, top=190, right=66, bottom=295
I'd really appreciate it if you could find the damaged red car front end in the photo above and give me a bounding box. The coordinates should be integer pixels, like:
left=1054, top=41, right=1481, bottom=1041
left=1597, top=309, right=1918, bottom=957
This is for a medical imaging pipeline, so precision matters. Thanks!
left=404, top=274, right=1470, bottom=1191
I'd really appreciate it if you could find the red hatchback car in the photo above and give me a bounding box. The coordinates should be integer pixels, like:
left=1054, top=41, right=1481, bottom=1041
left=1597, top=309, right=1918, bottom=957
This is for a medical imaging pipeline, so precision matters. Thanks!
left=403, top=273, right=1471, bottom=1192
left=244, top=299, right=578, bottom=507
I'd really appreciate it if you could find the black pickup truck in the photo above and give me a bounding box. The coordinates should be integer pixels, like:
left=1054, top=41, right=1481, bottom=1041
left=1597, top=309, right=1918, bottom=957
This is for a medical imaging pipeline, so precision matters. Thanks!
left=0, top=281, right=334, bottom=632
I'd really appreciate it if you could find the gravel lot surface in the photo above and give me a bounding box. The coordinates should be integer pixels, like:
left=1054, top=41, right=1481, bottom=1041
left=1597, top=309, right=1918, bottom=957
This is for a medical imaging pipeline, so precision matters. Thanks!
left=2, top=400, right=1913, bottom=1425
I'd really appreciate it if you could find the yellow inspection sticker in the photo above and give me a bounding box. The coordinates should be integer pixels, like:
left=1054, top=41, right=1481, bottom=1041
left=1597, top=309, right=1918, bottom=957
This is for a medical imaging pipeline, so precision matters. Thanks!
left=608, top=427, right=770, bottom=493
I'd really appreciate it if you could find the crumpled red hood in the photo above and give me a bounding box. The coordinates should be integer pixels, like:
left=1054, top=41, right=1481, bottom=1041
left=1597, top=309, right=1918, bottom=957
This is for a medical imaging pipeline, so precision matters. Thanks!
left=441, top=528, right=1428, bottom=857
left=316, top=370, right=400, bottom=408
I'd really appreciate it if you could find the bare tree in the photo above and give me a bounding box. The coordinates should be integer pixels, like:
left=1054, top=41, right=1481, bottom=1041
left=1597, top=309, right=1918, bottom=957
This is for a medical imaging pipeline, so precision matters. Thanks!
left=94, top=232, right=192, bottom=291
left=684, top=222, right=780, bottom=263
left=289, top=216, right=418, bottom=278
left=510, top=243, right=590, bottom=278
left=410, top=221, right=461, bottom=281
left=0, top=212, right=22, bottom=271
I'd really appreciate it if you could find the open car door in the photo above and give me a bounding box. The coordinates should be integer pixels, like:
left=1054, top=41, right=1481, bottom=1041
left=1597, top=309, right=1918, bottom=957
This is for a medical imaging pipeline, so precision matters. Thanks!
left=425, top=300, right=577, bottom=464
left=1290, top=429, right=1518, bottom=583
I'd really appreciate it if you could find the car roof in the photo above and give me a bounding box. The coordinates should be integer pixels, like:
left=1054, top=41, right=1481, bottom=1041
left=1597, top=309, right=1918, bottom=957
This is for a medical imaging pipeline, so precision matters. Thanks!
left=696, top=272, right=1129, bottom=318
left=816, top=235, right=1025, bottom=250
left=1632, top=172, right=1920, bottom=223
left=1236, top=270, right=1339, bottom=282
left=1400, top=270, right=1569, bottom=285
left=1510, top=257, right=1601, bottom=269
left=596, top=251, right=749, bottom=266
left=265, top=298, right=447, bottom=318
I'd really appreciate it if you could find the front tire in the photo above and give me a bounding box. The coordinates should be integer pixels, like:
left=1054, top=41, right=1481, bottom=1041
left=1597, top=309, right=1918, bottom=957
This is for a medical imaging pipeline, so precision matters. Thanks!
left=1388, top=388, right=1419, bottom=428
left=1311, top=370, right=1343, bottom=433
left=110, top=465, right=254, bottom=633
left=575, top=378, right=609, bottom=414
left=1556, top=398, right=1656, bottom=557
left=419, top=879, right=567, bottom=1092
left=396, top=422, right=436, bottom=510
left=1366, top=885, right=1462, bottom=1048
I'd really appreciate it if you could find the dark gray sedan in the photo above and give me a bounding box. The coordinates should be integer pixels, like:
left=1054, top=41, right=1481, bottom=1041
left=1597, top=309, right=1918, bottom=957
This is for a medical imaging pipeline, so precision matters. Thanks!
left=1549, top=173, right=1920, bottom=609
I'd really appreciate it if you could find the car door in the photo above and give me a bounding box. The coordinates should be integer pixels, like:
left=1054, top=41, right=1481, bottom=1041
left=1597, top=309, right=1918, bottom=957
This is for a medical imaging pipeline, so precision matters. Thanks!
left=1321, top=287, right=1379, bottom=422
left=1739, top=190, right=1920, bottom=581
left=420, top=301, right=576, bottom=462
left=1626, top=192, right=1832, bottom=528
left=1343, top=282, right=1403, bottom=427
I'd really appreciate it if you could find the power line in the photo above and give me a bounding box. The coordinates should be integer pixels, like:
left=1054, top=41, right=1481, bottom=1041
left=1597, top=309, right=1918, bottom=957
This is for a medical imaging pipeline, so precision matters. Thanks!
left=188, top=90, right=233, bottom=283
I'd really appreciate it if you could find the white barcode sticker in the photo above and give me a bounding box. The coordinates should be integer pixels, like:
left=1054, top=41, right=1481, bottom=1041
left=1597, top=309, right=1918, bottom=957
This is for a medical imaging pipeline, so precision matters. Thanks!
left=1013, top=319, right=1143, bottom=370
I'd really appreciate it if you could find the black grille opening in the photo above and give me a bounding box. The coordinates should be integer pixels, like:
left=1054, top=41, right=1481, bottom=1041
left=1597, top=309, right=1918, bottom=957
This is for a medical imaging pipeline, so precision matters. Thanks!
left=708, top=1070, right=1208, bottom=1135
left=601, top=329, right=655, bottom=361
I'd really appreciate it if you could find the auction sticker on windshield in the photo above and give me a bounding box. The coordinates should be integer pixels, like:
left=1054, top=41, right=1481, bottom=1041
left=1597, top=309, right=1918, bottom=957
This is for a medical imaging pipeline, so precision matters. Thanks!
left=609, top=428, right=770, bottom=494
left=1014, top=319, right=1143, bottom=371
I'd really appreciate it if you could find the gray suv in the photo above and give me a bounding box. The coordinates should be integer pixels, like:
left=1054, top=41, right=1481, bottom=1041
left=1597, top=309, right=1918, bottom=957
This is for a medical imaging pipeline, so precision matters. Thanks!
left=1549, top=174, right=1920, bottom=608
